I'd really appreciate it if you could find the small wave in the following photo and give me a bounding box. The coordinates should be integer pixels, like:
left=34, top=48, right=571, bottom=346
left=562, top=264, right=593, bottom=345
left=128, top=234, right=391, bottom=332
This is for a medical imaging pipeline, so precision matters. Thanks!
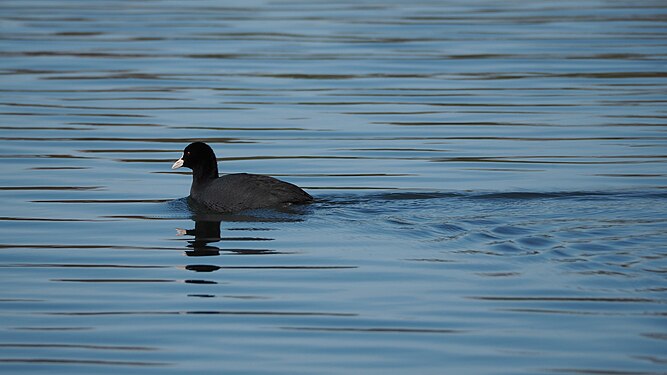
left=317, top=189, right=664, bottom=205
left=468, top=191, right=612, bottom=200
left=469, top=190, right=667, bottom=201
left=375, top=192, right=463, bottom=200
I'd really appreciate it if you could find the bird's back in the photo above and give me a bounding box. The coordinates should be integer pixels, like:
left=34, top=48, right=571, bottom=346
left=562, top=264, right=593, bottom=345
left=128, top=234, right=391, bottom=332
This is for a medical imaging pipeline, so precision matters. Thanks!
left=191, top=173, right=313, bottom=212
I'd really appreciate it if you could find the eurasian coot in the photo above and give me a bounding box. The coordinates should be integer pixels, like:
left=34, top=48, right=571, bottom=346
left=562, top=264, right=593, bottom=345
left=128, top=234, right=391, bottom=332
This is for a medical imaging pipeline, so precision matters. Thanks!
left=172, top=142, right=313, bottom=212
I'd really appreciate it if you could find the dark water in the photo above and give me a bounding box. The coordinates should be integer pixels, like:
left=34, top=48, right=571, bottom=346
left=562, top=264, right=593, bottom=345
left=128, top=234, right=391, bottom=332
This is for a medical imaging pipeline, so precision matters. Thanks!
left=1, top=1, right=666, bottom=374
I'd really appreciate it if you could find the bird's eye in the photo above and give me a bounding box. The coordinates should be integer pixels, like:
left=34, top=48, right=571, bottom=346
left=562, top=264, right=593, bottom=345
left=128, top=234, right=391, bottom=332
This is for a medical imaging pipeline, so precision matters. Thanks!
left=186, top=151, right=191, bottom=155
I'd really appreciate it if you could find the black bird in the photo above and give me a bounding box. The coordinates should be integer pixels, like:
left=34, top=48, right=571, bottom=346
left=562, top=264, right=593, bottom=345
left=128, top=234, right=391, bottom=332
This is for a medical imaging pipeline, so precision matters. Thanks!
left=172, top=142, right=313, bottom=212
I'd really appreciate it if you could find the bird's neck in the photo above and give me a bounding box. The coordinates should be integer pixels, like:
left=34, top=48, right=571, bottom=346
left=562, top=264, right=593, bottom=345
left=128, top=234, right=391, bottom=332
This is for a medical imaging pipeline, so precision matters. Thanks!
left=192, top=161, right=219, bottom=185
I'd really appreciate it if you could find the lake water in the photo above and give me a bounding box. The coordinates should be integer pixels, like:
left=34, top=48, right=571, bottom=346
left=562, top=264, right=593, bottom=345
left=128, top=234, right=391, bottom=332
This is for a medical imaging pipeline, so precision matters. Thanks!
left=1, top=1, right=666, bottom=374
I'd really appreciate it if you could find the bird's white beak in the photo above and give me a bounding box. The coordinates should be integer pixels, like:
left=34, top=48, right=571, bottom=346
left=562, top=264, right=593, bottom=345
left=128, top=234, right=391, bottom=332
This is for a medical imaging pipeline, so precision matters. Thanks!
left=171, top=157, right=184, bottom=170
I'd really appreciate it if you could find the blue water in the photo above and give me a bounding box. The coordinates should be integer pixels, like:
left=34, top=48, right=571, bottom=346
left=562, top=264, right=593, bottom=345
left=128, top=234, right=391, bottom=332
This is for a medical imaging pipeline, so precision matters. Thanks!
left=1, top=1, right=666, bottom=374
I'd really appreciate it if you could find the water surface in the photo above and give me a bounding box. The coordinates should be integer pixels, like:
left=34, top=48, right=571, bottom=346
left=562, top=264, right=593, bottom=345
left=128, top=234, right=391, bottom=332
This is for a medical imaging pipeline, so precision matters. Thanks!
left=1, top=1, right=666, bottom=374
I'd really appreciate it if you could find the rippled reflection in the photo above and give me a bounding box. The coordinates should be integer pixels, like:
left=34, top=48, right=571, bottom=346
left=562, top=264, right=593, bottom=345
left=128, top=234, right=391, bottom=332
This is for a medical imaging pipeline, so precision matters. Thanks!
left=180, top=220, right=223, bottom=257
left=178, top=199, right=310, bottom=258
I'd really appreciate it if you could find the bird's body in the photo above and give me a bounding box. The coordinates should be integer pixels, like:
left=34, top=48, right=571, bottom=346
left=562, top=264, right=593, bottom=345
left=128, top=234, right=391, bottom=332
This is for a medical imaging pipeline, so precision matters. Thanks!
left=173, top=142, right=313, bottom=212
left=190, top=172, right=313, bottom=212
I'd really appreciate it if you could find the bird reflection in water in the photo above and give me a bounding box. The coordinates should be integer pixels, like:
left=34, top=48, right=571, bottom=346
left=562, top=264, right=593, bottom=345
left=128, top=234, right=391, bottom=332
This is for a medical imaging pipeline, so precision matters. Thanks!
left=176, top=202, right=310, bottom=259
left=178, top=219, right=223, bottom=257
